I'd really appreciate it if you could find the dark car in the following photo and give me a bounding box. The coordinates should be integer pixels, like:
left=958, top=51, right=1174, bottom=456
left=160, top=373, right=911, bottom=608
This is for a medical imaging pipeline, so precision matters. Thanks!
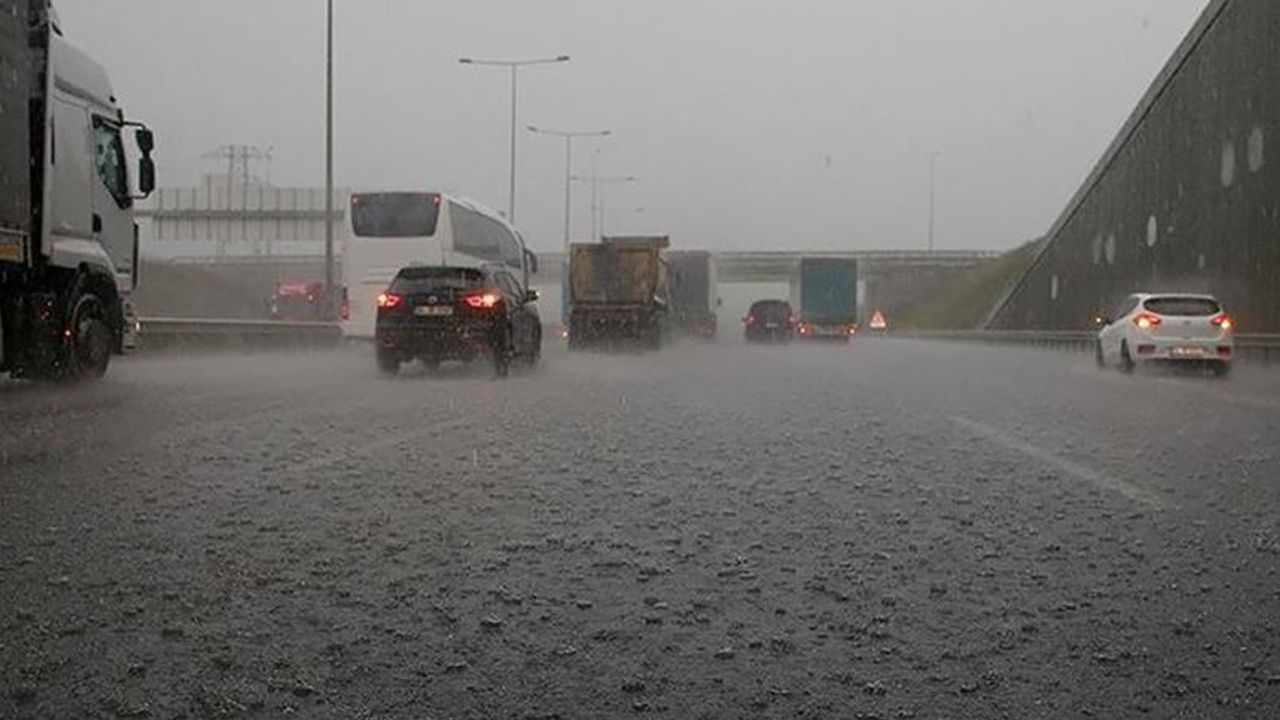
left=375, top=265, right=541, bottom=377
left=743, top=299, right=796, bottom=344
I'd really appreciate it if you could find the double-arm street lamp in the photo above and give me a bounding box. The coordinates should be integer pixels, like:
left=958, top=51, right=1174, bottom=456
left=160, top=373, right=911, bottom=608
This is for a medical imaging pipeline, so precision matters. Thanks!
left=459, top=55, right=570, bottom=223
left=527, top=126, right=611, bottom=253
left=573, top=173, right=638, bottom=239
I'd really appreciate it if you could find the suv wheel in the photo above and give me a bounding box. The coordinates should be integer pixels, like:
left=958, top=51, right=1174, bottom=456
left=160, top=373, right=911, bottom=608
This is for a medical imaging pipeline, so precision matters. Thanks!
left=376, top=349, right=400, bottom=376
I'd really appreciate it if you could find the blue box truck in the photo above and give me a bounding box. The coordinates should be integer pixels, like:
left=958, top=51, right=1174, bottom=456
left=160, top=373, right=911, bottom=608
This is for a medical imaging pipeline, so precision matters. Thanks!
left=790, top=258, right=858, bottom=342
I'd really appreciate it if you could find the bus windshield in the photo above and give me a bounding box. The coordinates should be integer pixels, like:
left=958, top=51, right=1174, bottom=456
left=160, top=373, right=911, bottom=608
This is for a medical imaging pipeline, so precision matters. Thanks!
left=351, top=193, right=440, bottom=238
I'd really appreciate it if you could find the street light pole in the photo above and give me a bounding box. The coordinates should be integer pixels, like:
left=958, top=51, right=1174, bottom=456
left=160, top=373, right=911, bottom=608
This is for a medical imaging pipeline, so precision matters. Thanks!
left=928, top=151, right=941, bottom=254
left=323, top=0, right=335, bottom=317
left=596, top=175, right=638, bottom=238
left=459, top=55, right=570, bottom=223
left=527, top=126, right=611, bottom=254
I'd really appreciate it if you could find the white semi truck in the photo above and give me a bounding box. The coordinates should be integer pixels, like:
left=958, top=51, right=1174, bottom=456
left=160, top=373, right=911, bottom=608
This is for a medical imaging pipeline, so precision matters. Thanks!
left=0, top=1, right=155, bottom=381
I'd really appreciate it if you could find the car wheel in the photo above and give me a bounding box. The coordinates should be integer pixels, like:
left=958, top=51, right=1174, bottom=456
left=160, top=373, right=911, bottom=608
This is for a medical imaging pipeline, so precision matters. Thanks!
left=376, top=350, right=400, bottom=376
left=1094, top=340, right=1106, bottom=368
left=1119, top=341, right=1135, bottom=374
left=493, top=327, right=513, bottom=378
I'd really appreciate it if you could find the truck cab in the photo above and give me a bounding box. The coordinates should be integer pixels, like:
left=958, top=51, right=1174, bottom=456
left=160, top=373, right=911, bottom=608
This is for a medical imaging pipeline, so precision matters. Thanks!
left=0, top=1, right=155, bottom=380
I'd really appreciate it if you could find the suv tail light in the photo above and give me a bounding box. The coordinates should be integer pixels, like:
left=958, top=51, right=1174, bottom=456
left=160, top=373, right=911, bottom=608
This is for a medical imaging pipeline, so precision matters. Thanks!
left=743, top=315, right=756, bottom=325
left=1133, top=312, right=1162, bottom=330
left=376, top=293, right=403, bottom=309
left=463, top=292, right=501, bottom=309
left=1211, top=313, right=1234, bottom=331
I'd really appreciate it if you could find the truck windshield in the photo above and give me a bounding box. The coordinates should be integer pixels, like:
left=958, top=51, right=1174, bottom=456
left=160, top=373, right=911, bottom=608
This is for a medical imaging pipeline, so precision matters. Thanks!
left=352, top=193, right=441, bottom=238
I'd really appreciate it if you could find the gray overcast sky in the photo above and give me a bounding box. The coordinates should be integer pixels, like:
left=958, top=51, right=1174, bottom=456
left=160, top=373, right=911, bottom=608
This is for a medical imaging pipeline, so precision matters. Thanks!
left=59, top=0, right=1208, bottom=253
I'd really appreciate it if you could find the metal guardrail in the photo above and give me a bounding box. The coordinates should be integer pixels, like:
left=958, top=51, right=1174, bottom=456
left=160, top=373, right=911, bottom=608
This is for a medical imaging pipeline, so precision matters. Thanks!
left=138, top=317, right=343, bottom=351
left=893, top=330, right=1280, bottom=363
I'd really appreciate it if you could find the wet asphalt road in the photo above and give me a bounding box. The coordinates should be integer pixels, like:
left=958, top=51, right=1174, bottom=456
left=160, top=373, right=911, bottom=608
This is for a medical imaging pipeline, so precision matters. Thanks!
left=2, top=339, right=1280, bottom=719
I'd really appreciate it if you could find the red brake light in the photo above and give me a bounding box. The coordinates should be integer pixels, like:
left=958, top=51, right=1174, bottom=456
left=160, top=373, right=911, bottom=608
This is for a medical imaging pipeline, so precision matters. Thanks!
left=1211, top=314, right=1234, bottom=331
left=1133, top=312, right=1162, bottom=330
left=743, top=315, right=756, bottom=325
left=377, top=293, right=403, bottom=309
left=464, top=292, right=501, bottom=309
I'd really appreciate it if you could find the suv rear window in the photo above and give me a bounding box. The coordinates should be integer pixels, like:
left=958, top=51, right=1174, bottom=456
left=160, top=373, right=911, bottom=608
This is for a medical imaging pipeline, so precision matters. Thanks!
left=390, top=267, right=483, bottom=294
left=750, top=301, right=792, bottom=319
left=1144, top=297, right=1221, bottom=316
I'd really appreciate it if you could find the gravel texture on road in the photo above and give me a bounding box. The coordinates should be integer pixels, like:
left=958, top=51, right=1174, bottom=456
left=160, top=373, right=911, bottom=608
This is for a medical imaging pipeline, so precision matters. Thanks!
left=3, top=340, right=1279, bottom=719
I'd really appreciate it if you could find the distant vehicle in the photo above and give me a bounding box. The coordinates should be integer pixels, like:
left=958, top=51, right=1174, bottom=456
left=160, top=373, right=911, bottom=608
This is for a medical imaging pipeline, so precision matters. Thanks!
left=374, top=264, right=541, bottom=378
left=743, top=299, right=795, bottom=344
left=667, top=250, right=719, bottom=340
left=268, top=281, right=328, bottom=322
left=0, top=3, right=156, bottom=381
left=868, top=309, right=889, bottom=333
left=791, top=258, right=859, bottom=341
left=567, top=236, right=670, bottom=350
left=1096, top=293, right=1234, bottom=376
left=344, top=192, right=538, bottom=338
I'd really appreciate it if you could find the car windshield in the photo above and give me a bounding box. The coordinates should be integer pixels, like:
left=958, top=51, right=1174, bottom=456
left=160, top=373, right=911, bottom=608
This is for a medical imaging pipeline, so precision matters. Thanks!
left=1144, top=297, right=1222, bottom=316
left=11, top=4, right=1279, bottom=720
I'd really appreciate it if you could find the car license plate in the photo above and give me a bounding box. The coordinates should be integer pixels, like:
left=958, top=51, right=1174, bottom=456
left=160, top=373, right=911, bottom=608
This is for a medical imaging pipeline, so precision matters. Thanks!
left=414, top=306, right=453, bottom=317
left=1172, top=346, right=1206, bottom=357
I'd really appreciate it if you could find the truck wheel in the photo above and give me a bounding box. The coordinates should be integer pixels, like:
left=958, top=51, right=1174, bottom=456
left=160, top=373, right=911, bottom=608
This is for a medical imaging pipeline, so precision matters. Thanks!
left=64, top=293, right=112, bottom=382
left=528, top=328, right=542, bottom=366
left=647, top=325, right=662, bottom=351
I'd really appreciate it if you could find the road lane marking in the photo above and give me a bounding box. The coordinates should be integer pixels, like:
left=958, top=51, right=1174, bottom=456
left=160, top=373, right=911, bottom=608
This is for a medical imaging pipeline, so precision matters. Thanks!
left=949, top=416, right=1164, bottom=511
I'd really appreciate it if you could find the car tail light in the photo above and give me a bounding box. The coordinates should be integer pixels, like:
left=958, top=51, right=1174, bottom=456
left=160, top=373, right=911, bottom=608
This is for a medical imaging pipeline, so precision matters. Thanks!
left=1211, top=313, right=1234, bottom=331
left=464, top=292, right=501, bottom=309
left=743, top=315, right=756, bottom=325
left=1218, top=346, right=1233, bottom=357
left=1133, top=312, right=1162, bottom=330
left=376, top=293, right=403, bottom=310
left=1137, top=344, right=1157, bottom=356
left=846, top=325, right=857, bottom=336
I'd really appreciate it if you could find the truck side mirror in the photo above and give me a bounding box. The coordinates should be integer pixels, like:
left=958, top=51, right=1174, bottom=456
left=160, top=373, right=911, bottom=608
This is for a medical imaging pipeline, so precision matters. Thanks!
left=138, top=157, right=156, bottom=197
left=136, top=128, right=155, bottom=155
left=526, top=289, right=540, bottom=303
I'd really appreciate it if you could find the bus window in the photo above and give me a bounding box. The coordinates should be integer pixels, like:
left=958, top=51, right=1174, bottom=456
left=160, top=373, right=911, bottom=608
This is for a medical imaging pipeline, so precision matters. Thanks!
left=352, top=193, right=440, bottom=237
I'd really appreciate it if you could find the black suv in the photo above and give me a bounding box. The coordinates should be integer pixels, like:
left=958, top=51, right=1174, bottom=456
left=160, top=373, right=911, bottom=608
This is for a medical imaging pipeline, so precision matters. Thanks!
left=743, top=299, right=796, bottom=344
left=375, top=265, right=542, bottom=377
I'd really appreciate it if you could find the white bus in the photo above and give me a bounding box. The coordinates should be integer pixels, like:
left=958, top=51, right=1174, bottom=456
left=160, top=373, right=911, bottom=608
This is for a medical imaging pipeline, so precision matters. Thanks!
left=343, top=191, right=538, bottom=337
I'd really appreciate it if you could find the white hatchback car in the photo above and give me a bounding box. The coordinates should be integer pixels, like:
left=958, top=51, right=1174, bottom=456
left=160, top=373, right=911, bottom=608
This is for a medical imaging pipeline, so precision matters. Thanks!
left=1096, top=293, right=1234, bottom=376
